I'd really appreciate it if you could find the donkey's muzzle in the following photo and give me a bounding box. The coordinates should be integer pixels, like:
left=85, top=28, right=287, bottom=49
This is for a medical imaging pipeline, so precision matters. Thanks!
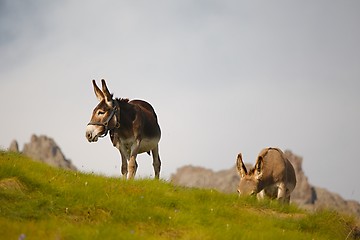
left=85, top=125, right=101, bottom=142
left=86, top=132, right=99, bottom=142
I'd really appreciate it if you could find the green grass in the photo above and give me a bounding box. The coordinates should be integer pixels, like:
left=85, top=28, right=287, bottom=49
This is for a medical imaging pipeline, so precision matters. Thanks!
left=0, top=151, right=358, bottom=239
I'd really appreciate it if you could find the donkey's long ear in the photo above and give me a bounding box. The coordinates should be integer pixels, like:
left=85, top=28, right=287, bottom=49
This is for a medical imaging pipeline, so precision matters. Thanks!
left=92, top=80, right=104, bottom=101
left=236, top=153, right=247, bottom=178
left=254, top=156, right=264, bottom=180
left=101, top=79, right=113, bottom=106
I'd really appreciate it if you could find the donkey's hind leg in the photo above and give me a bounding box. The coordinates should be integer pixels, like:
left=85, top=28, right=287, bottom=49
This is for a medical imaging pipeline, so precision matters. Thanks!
left=277, top=182, right=287, bottom=203
left=151, top=145, right=161, bottom=179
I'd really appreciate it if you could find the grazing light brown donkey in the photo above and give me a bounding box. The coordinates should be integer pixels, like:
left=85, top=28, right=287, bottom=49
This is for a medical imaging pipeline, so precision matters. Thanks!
left=236, top=147, right=296, bottom=203
left=86, top=79, right=161, bottom=179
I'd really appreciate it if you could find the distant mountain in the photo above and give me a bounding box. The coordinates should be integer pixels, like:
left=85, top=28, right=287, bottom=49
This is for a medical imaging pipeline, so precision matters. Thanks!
left=8, top=134, right=77, bottom=171
left=171, top=150, right=360, bottom=219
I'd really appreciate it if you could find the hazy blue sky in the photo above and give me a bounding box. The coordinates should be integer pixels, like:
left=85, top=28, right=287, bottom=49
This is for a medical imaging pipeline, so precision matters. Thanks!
left=1, top=1, right=359, bottom=201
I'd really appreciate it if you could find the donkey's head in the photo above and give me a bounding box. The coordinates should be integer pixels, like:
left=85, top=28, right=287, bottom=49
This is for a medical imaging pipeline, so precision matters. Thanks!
left=236, top=153, right=263, bottom=196
left=86, top=79, right=118, bottom=142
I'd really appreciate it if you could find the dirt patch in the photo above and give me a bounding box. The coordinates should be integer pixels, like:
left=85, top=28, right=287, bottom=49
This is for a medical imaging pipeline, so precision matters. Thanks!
left=0, top=177, right=27, bottom=193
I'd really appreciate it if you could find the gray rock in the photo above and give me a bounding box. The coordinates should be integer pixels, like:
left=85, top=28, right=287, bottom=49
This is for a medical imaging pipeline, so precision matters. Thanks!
left=8, top=140, right=19, bottom=152
left=284, top=150, right=316, bottom=205
left=10, top=134, right=77, bottom=171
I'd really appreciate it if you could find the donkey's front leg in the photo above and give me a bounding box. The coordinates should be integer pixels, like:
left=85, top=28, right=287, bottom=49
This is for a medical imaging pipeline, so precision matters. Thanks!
left=120, top=151, right=128, bottom=180
left=256, top=190, right=266, bottom=200
left=115, top=142, right=128, bottom=180
left=128, top=140, right=141, bottom=179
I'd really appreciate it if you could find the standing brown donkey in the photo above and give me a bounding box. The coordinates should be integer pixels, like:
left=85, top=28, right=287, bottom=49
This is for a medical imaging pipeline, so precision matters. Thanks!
left=86, top=79, right=161, bottom=179
left=236, top=147, right=296, bottom=203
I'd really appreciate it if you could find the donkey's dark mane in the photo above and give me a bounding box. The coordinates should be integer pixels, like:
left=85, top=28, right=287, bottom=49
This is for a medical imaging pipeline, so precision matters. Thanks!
left=115, top=98, right=131, bottom=109
left=115, top=98, right=129, bottom=103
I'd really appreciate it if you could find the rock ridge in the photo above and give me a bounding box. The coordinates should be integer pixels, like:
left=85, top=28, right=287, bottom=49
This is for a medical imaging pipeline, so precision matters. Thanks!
left=8, top=134, right=77, bottom=171
left=171, top=150, right=360, bottom=219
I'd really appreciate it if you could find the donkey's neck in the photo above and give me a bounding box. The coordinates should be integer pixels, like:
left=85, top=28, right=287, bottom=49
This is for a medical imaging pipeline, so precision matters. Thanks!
left=114, top=98, right=136, bottom=127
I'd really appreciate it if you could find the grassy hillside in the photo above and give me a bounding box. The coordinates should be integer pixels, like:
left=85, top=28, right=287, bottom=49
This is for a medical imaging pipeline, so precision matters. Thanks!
left=0, top=151, right=358, bottom=240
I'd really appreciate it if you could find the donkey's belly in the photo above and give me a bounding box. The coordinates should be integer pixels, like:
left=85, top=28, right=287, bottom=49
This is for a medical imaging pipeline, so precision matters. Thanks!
left=119, top=137, right=159, bottom=154
left=138, top=137, right=160, bottom=153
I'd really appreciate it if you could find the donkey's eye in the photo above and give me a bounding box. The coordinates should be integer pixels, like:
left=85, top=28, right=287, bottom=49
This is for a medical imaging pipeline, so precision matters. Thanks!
left=98, top=111, right=105, bottom=115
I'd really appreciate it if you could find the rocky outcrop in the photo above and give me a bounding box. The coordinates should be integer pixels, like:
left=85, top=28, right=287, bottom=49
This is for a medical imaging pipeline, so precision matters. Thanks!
left=283, top=150, right=317, bottom=205
left=311, top=187, right=360, bottom=217
left=171, top=166, right=239, bottom=193
left=8, top=140, right=19, bottom=152
left=8, top=134, right=77, bottom=171
left=171, top=150, right=360, bottom=219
